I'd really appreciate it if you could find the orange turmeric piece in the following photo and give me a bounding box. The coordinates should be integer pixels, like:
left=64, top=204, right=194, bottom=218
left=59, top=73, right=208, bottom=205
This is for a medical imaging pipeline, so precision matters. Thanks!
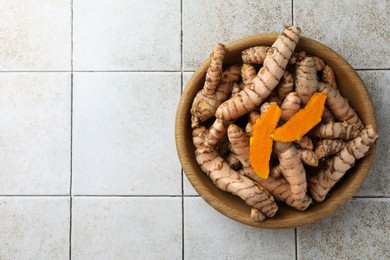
left=249, top=102, right=281, bottom=179
left=272, top=93, right=327, bottom=142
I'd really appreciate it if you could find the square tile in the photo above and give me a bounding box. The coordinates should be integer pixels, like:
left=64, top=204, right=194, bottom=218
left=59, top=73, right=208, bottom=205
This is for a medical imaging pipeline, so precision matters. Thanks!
left=0, top=197, right=69, bottom=259
left=72, top=72, right=181, bottom=195
left=73, top=0, right=181, bottom=71
left=294, top=0, right=390, bottom=69
left=0, top=73, right=71, bottom=195
left=71, top=197, right=182, bottom=259
left=356, top=71, right=390, bottom=196
left=184, top=197, right=295, bottom=259
left=183, top=0, right=292, bottom=70
left=0, top=0, right=71, bottom=71
left=297, top=199, right=390, bottom=259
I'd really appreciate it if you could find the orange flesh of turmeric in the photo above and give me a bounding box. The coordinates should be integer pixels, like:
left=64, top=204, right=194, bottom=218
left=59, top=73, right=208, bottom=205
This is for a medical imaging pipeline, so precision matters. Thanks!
left=272, top=92, right=327, bottom=142
left=249, top=102, right=281, bottom=179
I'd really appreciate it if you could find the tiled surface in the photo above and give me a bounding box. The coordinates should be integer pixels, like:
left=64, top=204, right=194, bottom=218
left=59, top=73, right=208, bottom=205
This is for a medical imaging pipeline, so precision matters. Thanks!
left=294, top=0, right=390, bottom=69
left=183, top=0, right=292, bottom=70
left=298, top=199, right=390, bottom=259
left=71, top=197, right=181, bottom=259
left=1, top=1, right=389, bottom=259
left=356, top=71, right=390, bottom=196
left=73, top=0, right=181, bottom=71
left=0, top=73, right=71, bottom=195
left=184, top=197, right=295, bottom=259
left=72, top=72, right=181, bottom=195
left=0, top=197, right=70, bottom=259
left=0, top=0, right=71, bottom=71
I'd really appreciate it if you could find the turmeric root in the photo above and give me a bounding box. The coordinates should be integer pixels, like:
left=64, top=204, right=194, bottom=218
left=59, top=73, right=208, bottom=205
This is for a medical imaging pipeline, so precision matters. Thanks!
left=231, top=82, right=241, bottom=98
left=191, top=65, right=241, bottom=128
left=309, top=125, right=378, bottom=202
left=244, top=109, right=261, bottom=137
left=238, top=81, right=246, bottom=90
left=227, top=124, right=312, bottom=210
left=317, top=82, right=364, bottom=129
left=249, top=109, right=261, bottom=124
left=270, top=164, right=283, bottom=178
left=241, top=46, right=268, bottom=64
left=276, top=71, right=294, bottom=100
left=217, top=136, right=231, bottom=157
left=313, top=56, right=325, bottom=71
left=298, top=148, right=318, bottom=167
left=295, top=57, right=319, bottom=105
left=203, top=43, right=225, bottom=95
left=225, top=152, right=242, bottom=170
left=273, top=141, right=308, bottom=200
left=206, top=118, right=228, bottom=148
left=272, top=93, right=327, bottom=142
left=249, top=103, right=281, bottom=179
left=311, top=121, right=360, bottom=140
left=314, top=139, right=347, bottom=160
left=245, top=122, right=254, bottom=138
left=280, top=92, right=301, bottom=122
left=241, top=63, right=257, bottom=85
left=216, top=26, right=301, bottom=122
left=193, top=127, right=278, bottom=221
left=322, top=107, right=335, bottom=123
left=295, top=136, right=314, bottom=150
left=266, top=91, right=283, bottom=107
left=322, top=65, right=337, bottom=89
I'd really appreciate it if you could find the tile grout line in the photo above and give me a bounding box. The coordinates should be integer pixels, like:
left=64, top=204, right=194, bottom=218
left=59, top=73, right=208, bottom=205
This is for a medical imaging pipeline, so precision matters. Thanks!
left=69, top=0, right=74, bottom=259
left=295, top=228, right=298, bottom=260
left=291, top=0, right=294, bottom=26
left=180, top=0, right=185, bottom=259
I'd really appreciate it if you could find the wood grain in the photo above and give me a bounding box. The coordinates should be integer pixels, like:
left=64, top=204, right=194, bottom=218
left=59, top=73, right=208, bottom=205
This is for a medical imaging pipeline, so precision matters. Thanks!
left=175, top=34, right=377, bottom=229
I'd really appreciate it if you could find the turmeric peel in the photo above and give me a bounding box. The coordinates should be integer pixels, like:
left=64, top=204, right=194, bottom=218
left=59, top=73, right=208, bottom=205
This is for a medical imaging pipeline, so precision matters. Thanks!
left=272, top=92, right=327, bottom=142
left=249, top=102, right=281, bottom=179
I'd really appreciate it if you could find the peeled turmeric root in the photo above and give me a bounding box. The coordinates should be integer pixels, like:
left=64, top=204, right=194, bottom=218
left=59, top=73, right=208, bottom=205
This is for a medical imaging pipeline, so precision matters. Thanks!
left=309, top=125, right=378, bottom=202
left=272, top=93, right=327, bottom=142
left=193, top=127, right=278, bottom=221
left=249, top=103, right=281, bottom=179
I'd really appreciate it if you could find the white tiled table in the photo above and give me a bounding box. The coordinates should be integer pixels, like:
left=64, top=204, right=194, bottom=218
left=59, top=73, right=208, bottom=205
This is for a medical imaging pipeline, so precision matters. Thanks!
left=0, top=1, right=389, bottom=259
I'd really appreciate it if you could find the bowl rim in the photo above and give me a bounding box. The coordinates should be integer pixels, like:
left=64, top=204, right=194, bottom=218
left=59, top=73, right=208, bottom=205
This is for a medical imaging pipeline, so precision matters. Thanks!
left=175, top=33, right=377, bottom=229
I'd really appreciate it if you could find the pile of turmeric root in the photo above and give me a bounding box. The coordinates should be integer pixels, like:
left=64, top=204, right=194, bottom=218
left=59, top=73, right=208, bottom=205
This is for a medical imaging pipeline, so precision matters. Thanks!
left=190, top=26, right=378, bottom=222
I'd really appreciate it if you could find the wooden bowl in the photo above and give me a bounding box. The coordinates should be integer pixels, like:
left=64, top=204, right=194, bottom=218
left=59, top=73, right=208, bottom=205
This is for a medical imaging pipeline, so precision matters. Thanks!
left=175, top=33, right=377, bottom=229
